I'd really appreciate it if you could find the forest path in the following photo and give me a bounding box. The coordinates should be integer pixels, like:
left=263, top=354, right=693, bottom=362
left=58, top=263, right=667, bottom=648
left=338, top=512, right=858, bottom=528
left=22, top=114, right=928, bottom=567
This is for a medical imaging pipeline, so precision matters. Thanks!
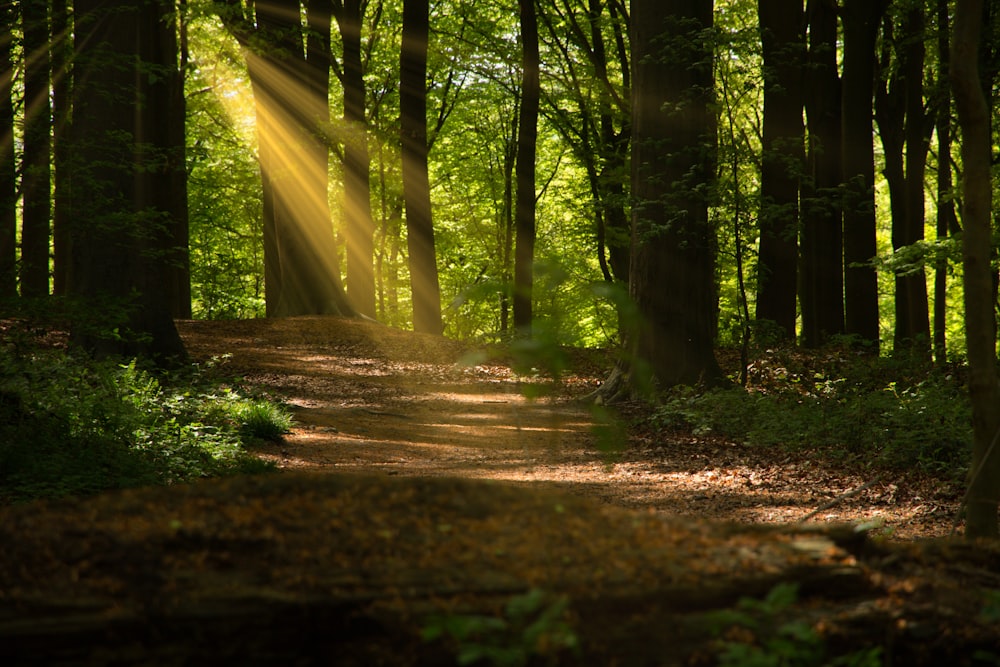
left=177, top=316, right=959, bottom=541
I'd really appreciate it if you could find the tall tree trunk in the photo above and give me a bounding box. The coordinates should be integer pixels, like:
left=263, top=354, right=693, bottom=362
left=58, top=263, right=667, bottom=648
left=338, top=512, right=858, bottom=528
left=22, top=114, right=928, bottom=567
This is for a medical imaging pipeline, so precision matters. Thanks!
left=20, top=0, right=52, bottom=298
left=934, top=0, right=958, bottom=364
left=51, top=0, right=71, bottom=296
left=627, top=0, right=723, bottom=389
left=840, top=0, right=886, bottom=350
left=800, top=0, right=844, bottom=347
left=69, top=0, right=186, bottom=364
left=400, top=0, right=443, bottom=335
left=0, top=3, right=14, bottom=299
left=755, top=0, right=805, bottom=341
left=338, top=0, right=377, bottom=318
left=952, top=0, right=1000, bottom=541
left=514, top=0, right=539, bottom=335
left=167, top=1, right=192, bottom=319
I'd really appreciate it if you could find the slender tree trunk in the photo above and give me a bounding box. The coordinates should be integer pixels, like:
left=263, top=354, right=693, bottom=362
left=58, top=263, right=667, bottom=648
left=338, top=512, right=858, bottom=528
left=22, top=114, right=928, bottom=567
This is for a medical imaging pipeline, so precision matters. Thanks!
left=500, top=107, right=517, bottom=335
left=168, top=1, right=192, bottom=318
left=0, top=3, right=14, bottom=299
left=627, top=0, right=723, bottom=389
left=755, top=0, right=805, bottom=340
left=514, top=0, right=539, bottom=335
left=840, top=0, right=886, bottom=350
left=952, top=0, right=1000, bottom=540
left=401, top=0, right=443, bottom=335
left=51, top=0, right=71, bottom=297
left=338, top=0, right=377, bottom=318
left=800, top=0, right=844, bottom=347
left=934, top=0, right=958, bottom=364
left=20, top=0, right=52, bottom=298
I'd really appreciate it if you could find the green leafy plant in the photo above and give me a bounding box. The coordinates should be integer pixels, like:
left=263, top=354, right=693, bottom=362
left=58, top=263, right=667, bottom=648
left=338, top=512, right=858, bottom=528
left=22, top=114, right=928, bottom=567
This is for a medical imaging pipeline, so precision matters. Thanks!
left=707, top=583, right=883, bottom=667
left=422, top=588, right=579, bottom=666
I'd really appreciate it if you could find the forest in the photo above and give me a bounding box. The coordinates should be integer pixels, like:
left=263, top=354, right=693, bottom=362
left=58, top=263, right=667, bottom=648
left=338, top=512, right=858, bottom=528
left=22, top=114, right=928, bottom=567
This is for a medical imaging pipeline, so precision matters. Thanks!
left=3, top=0, right=1000, bottom=663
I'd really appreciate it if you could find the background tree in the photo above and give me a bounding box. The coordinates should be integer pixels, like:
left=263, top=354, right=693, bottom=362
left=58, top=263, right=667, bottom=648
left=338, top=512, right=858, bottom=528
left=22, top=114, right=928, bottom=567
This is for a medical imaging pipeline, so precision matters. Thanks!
left=800, top=0, right=844, bottom=348
left=400, top=0, right=443, bottom=334
left=20, top=0, right=51, bottom=298
left=0, top=2, right=14, bottom=300
left=754, top=0, right=804, bottom=341
left=840, top=0, right=887, bottom=350
left=952, top=0, right=1000, bottom=540
left=626, top=0, right=724, bottom=389
left=51, top=0, right=72, bottom=297
left=514, top=0, right=540, bottom=335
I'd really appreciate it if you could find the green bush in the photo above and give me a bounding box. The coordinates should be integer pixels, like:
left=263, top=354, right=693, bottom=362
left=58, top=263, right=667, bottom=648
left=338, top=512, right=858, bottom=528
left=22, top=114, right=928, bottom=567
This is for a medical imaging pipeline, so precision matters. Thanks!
left=652, top=352, right=971, bottom=473
left=0, top=347, right=279, bottom=504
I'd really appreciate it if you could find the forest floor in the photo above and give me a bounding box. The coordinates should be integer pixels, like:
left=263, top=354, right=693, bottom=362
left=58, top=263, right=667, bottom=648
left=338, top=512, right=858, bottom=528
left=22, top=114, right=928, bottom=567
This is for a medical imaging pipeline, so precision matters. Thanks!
left=178, top=316, right=961, bottom=542
left=3, top=316, right=996, bottom=665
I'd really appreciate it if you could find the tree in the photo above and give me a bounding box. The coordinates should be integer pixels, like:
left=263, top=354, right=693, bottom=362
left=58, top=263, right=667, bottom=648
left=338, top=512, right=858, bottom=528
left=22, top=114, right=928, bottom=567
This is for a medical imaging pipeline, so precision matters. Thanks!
left=219, top=0, right=355, bottom=318
left=400, top=0, right=443, bottom=335
left=51, top=0, right=72, bottom=297
left=67, top=0, right=187, bottom=363
left=625, top=0, right=723, bottom=389
left=840, top=0, right=886, bottom=350
left=514, top=0, right=540, bottom=335
left=951, top=0, right=1000, bottom=540
left=800, top=0, right=844, bottom=348
left=336, top=0, right=378, bottom=318
left=20, top=0, right=51, bottom=298
left=0, top=2, right=14, bottom=300
left=755, top=0, right=804, bottom=341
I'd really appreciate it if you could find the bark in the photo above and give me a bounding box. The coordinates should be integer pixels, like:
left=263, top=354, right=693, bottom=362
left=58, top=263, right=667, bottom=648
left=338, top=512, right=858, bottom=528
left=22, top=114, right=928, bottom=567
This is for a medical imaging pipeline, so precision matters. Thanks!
left=755, top=0, right=805, bottom=341
left=952, top=0, right=1000, bottom=540
left=0, top=3, right=14, bottom=299
left=514, top=0, right=540, bottom=335
left=338, top=0, right=377, bottom=318
left=628, top=0, right=723, bottom=389
left=401, top=0, right=443, bottom=335
left=68, top=0, right=186, bottom=364
left=20, top=0, right=52, bottom=298
left=168, top=2, right=192, bottom=319
left=933, top=0, right=958, bottom=364
left=800, top=0, right=844, bottom=348
left=840, top=0, right=886, bottom=350
left=51, top=0, right=71, bottom=296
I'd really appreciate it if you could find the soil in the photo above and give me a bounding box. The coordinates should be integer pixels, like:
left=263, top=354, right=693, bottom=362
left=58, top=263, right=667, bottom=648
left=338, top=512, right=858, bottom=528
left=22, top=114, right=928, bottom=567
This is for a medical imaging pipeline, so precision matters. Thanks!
left=177, top=316, right=961, bottom=542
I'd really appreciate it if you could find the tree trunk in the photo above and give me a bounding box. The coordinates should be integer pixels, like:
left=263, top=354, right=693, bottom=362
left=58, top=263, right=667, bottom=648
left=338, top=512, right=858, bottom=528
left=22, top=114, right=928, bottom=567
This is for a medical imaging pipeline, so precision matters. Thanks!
left=755, top=0, right=804, bottom=341
left=167, top=2, right=192, bottom=319
left=934, top=0, right=958, bottom=364
left=20, top=0, right=51, bottom=298
left=401, top=0, right=443, bottom=335
left=951, top=0, right=1000, bottom=540
left=800, top=0, right=844, bottom=348
left=68, top=0, right=186, bottom=364
left=51, top=0, right=72, bottom=297
left=628, top=0, right=723, bottom=389
left=338, top=0, right=377, bottom=319
left=0, top=3, right=14, bottom=299
left=840, top=0, right=886, bottom=351
left=514, top=0, right=540, bottom=335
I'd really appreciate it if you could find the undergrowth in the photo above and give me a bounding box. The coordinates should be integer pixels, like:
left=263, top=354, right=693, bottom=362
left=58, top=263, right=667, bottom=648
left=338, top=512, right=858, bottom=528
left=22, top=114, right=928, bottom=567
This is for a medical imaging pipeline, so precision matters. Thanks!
left=0, top=344, right=282, bottom=504
left=652, top=346, right=971, bottom=474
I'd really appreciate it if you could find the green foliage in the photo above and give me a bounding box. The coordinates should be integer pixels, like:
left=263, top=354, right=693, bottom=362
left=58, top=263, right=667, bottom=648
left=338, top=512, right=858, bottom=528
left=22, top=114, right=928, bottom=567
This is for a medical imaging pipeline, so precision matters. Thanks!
left=651, top=349, right=971, bottom=473
left=708, top=583, right=883, bottom=667
left=421, top=588, right=579, bottom=666
left=0, top=345, right=278, bottom=504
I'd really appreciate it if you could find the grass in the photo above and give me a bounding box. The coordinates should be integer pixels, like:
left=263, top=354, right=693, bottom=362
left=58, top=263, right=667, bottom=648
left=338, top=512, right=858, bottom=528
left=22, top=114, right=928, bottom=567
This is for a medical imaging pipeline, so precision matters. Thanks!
left=0, top=342, right=283, bottom=504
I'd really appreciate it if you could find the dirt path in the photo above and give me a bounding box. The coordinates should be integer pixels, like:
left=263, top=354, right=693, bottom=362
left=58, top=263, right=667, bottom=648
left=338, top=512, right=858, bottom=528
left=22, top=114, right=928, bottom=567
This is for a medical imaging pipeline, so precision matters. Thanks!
left=177, top=316, right=961, bottom=541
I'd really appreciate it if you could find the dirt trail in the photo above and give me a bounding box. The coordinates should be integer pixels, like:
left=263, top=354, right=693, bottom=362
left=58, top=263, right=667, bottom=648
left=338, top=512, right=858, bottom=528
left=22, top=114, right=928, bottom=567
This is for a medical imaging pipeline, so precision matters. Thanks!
left=177, top=316, right=960, bottom=540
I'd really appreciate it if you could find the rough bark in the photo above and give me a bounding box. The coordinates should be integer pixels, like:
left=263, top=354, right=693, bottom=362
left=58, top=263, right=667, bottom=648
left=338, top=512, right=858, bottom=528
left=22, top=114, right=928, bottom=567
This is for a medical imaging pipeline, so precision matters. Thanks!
left=755, top=0, right=805, bottom=341
left=627, top=0, right=724, bottom=389
left=514, top=0, right=540, bottom=335
left=800, top=0, right=844, bottom=348
left=401, top=0, right=444, bottom=335
left=951, top=0, right=1000, bottom=540
left=51, top=0, right=72, bottom=297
